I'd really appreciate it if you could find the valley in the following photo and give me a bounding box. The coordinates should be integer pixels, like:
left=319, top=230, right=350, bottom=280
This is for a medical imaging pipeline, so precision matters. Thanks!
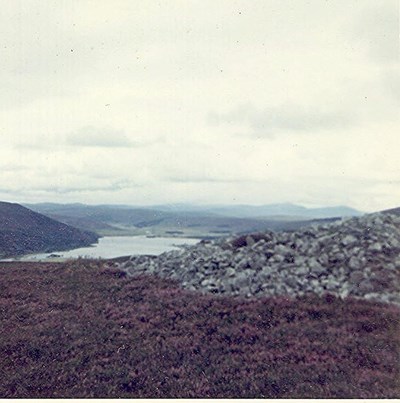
left=1, top=199, right=399, bottom=398
left=24, top=202, right=353, bottom=239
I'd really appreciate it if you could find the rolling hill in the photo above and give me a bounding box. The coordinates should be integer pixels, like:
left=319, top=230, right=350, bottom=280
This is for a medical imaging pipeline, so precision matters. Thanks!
left=0, top=201, right=99, bottom=258
left=150, top=203, right=363, bottom=219
left=23, top=203, right=357, bottom=238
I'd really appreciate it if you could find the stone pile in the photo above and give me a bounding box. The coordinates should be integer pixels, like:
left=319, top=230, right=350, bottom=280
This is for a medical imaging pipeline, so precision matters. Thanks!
left=117, top=213, right=400, bottom=305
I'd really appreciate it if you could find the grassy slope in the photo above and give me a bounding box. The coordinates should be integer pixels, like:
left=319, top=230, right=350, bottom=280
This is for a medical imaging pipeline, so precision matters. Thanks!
left=0, top=261, right=399, bottom=398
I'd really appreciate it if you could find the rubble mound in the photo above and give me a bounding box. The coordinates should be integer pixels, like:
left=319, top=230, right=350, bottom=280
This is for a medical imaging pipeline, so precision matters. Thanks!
left=118, top=213, right=400, bottom=305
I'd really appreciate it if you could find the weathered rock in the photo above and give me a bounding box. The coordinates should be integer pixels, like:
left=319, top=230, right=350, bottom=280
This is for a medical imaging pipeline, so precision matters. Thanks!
left=369, top=242, right=382, bottom=252
left=341, top=234, right=357, bottom=246
left=308, top=258, right=325, bottom=276
left=245, top=235, right=256, bottom=247
left=348, top=270, right=364, bottom=284
left=348, top=256, right=361, bottom=270
left=357, top=280, right=375, bottom=293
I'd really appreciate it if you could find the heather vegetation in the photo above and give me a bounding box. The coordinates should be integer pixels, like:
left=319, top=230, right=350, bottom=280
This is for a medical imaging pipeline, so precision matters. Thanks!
left=0, top=261, right=399, bottom=398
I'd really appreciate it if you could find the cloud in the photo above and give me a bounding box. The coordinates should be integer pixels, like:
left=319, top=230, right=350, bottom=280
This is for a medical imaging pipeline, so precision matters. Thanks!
left=353, top=1, right=399, bottom=63
left=0, top=163, right=28, bottom=172
left=0, top=1, right=399, bottom=212
left=0, top=172, right=142, bottom=196
left=66, top=126, right=140, bottom=148
left=383, top=69, right=400, bottom=101
left=166, top=175, right=248, bottom=184
left=33, top=181, right=142, bottom=194
left=208, top=103, right=355, bottom=137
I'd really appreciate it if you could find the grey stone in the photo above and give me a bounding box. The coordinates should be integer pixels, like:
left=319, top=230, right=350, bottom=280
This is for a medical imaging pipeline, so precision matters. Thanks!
left=246, top=235, right=255, bottom=247
left=341, top=234, right=357, bottom=246
left=225, top=267, right=236, bottom=277
left=308, top=258, right=325, bottom=276
left=234, top=273, right=250, bottom=288
left=348, top=256, right=361, bottom=270
left=369, top=242, right=382, bottom=252
left=274, top=244, right=290, bottom=255
left=357, top=279, right=375, bottom=293
left=295, top=266, right=309, bottom=276
left=348, top=270, right=364, bottom=284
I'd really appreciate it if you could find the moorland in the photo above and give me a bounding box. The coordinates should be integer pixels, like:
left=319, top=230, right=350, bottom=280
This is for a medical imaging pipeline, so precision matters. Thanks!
left=0, top=259, right=398, bottom=398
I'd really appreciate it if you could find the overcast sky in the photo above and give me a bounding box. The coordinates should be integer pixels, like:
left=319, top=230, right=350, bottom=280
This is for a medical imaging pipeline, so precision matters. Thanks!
left=0, top=0, right=399, bottom=211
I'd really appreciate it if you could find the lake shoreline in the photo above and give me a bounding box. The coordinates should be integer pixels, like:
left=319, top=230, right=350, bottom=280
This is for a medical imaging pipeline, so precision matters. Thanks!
left=1, top=235, right=199, bottom=262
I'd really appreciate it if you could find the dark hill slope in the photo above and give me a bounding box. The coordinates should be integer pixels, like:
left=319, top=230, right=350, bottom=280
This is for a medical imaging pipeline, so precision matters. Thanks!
left=0, top=202, right=98, bottom=258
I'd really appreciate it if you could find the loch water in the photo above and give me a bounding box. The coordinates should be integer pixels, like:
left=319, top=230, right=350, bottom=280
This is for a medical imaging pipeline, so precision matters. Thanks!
left=9, top=236, right=200, bottom=261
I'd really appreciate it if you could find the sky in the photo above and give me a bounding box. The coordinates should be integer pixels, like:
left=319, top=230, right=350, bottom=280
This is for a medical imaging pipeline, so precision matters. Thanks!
left=0, top=0, right=399, bottom=212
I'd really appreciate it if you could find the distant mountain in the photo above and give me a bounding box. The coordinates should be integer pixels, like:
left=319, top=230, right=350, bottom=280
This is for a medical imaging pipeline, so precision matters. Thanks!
left=0, top=202, right=99, bottom=258
left=24, top=202, right=350, bottom=239
left=148, top=203, right=363, bottom=219
left=24, top=203, right=278, bottom=236
left=24, top=203, right=176, bottom=234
